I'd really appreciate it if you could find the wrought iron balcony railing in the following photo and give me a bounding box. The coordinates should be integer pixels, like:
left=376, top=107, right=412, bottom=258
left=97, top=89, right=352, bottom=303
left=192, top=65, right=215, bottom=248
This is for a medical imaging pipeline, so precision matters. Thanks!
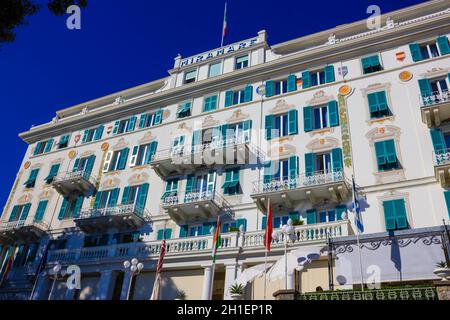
left=420, top=90, right=450, bottom=107
left=53, top=169, right=97, bottom=185
left=0, top=219, right=49, bottom=232
left=433, top=149, right=450, bottom=166
left=77, top=204, right=152, bottom=221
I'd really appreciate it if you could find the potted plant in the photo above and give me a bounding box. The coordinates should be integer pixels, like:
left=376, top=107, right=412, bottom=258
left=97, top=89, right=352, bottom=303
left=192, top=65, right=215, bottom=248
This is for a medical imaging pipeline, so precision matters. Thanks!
left=433, top=261, right=450, bottom=281
left=292, top=219, right=304, bottom=226
left=228, top=226, right=240, bottom=232
left=229, top=283, right=244, bottom=300
left=175, top=290, right=186, bottom=300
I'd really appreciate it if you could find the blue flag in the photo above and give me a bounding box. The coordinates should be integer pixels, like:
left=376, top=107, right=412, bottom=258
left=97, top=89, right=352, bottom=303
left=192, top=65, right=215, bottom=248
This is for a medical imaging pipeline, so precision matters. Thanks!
left=352, top=177, right=364, bottom=233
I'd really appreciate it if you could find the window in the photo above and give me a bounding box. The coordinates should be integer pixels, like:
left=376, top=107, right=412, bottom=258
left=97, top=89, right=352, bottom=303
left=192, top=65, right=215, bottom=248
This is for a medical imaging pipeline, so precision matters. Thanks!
left=222, top=168, right=241, bottom=195
left=112, top=231, right=140, bottom=244
left=266, top=75, right=298, bottom=98
left=224, top=86, right=253, bottom=107
left=44, top=164, right=60, bottom=184
left=430, top=128, right=450, bottom=156
left=410, top=36, right=449, bottom=62
left=265, top=109, right=298, bottom=140
left=177, top=101, right=192, bottom=119
left=185, top=172, right=216, bottom=196
left=208, top=61, right=222, bottom=78
left=224, top=120, right=251, bottom=143
left=84, top=234, right=109, bottom=247
left=58, top=196, right=84, bottom=220
left=171, top=135, right=185, bottom=156
left=57, top=135, right=70, bottom=149
left=305, top=148, right=343, bottom=176
left=73, top=155, right=95, bottom=175
left=35, top=200, right=48, bottom=222
left=103, top=148, right=129, bottom=172
left=161, top=179, right=179, bottom=199
left=121, top=183, right=149, bottom=212
left=203, top=95, right=218, bottom=112
left=93, top=188, right=120, bottom=209
left=189, top=225, right=203, bottom=237
left=113, top=117, right=136, bottom=135
left=420, top=42, right=440, bottom=60
left=311, top=70, right=326, bottom=86
left=138, top=110, right=163, bottom=129
left=222, top=218, right=247, bottom=232
left=8, top=204, right=31, bottom=222
left=315, top=153, right=332, bottom=174
left=82, top=125, right=104, bottom=143
left=130, top=142, right=157, bottom=167
left=367, top=91, right=392, bottom=119
left=24, top=169, right=39, bottom=188
left=262, top=213, right=297, bottom=230
left=263, top=157, right=299, bottom=190
left=33, top=139, right=54, bottom=156
left=302, top=66, right=335, bottom=89
left=418, top=77, right=450, bottom=105
left=303, top=101, right=339, bottom=132
left=361, top=55, right=383, bottom=74
left=306, top=206, right=346, bottom=224
left=430, top=77, right=449, bottom=95
left=235, top=55, right=249, bottom=70
left=157, top=229, right=172, bottom=240
left=374, top=139, right=401, bottom=171
left=444, top=191, right=450, bottom=217
left=383, top=199, right=408, bottom=231
left=184, top=69, right=197, bottom=84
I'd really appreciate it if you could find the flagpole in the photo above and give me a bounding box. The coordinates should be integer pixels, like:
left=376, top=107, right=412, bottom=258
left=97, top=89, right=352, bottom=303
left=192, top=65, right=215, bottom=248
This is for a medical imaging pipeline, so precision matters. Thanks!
left=263, top=249, right=267, bottom=300
left=220, top=2, right=227, bottom=47
left=352, top=175, right=365, bottom=293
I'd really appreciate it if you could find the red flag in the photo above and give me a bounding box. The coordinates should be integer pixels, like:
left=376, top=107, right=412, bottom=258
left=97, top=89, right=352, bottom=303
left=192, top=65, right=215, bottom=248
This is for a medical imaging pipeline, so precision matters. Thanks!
left=0, top=246, right=17, bottom=287
left=156, top=229, right=166, bottom=273
left=264, top=199, right=273, bottom=252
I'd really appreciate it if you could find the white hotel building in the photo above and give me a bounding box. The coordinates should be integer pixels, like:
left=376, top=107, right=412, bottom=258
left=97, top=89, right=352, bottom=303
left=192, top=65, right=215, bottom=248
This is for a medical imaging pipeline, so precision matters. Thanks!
left=0, top=0, right=450, bottom=300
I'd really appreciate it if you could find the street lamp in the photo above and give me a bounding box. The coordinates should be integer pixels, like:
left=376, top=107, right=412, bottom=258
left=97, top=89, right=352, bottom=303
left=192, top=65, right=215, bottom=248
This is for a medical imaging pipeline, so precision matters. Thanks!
left=48, top=263, right=65, bottom=300
left=272, top=219, right=296, bottom=290
left=123, top=258, right=144, bottom=300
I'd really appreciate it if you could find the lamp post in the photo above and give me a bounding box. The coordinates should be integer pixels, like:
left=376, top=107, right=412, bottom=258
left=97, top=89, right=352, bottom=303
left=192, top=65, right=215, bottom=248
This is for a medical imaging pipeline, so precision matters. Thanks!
left=123, top=258, right=144, bottom=300
left=48, top=263, right=64, bottom=300
left=272, top=219, right=296, bottom=290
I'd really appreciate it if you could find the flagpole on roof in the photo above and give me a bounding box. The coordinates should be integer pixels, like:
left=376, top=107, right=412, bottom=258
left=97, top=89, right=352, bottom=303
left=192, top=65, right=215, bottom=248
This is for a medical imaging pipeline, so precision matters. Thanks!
left=220, top=2, right=227, bottom=47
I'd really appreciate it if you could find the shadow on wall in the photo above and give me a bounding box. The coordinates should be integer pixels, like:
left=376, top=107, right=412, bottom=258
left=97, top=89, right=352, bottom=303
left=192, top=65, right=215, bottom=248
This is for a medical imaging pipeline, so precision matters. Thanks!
left=131, top=272, right=182, bottom=300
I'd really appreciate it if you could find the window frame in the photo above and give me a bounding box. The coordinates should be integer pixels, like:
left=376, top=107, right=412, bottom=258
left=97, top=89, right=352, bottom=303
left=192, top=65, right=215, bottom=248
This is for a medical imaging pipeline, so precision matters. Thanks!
left=208, top=61, right=222, bottom=78
left=235, top=54, right=249, bottom=70
left=184, top=69, right=197, bottom=84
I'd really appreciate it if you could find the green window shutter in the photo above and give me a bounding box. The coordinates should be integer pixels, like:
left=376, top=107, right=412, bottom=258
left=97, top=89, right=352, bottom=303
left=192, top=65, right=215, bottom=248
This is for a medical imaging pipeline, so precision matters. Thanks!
left=383, top=200, right=397, bottom=231
left=221, top=124, right=228, bottom=140
left=112, top=121, right=120, bottom=135
left=136, top=183, right=149, bottom=212
left=324, top=65, right=335, bottom=83
left=331, top=148, right=343, bottom=172
left=265, top=80, right=275, bottom=97
left=72, top=158, right=80, bottom=172
left=361, top=56, right=372, bottom=72
left=375, top=141, right=387, bottom=168
left=166, top=229, right=172, bottom=239
left=93, top=191, right=103, bottom=209
left=261, top=216, right=267, bottom=230
left=33, top=142, right=42, bottom=155
left=444, top=191, right=450, bottom=217
left=394, top=199, right=408, bottom=229
left=202, top=223, right=212, bottom=236
left=224, top=90, right=234, bottom=107
left=288, top=156, right=298, bottom=179
left=58, top=198, right=68, bottom=220
left=94, top=125, right=104, bottom=141
left=430, top=128, right=447, bottom=153
left=263, top=161, right=272, bottom=183
left=418, top=79, right=432, bottom=97
left=117, top=148, right=129, bottom=170
left=243, top=120, right=252, bottom=139
left=154, top=110, right=163, bottom=125
left=179, top=225, right=188, bottom=238
left=335, top=205, right=346, bottom=221
left=237, top=218, right=247, bottom=231
left=85, top=155, right=96, bottom=175
left=305, top=153, right=315, bottom=176
left=288, top=211, right=299, bottom=221
left=287, top=74, right=297, bottom=92
left=145, top=141, right=158, bottom=164
left=265, top=115, right=273, bottom=140
left=288, top=109, right=298, bottom=135
left=376, top=91, right=389, bottom=111
left=35, top=200, right=48, bottom=222
left=303, top=106, right=313, bottom=132
left=192, top=130, right=202, bottom=147
left=9, top=205, right=19, bottom=222
left=409, top=43, right=423, bottom=62
left=157, top=230, right=164, bottom=240
left=370, top=55, right=381, bottom=67
left=244, top=85, right=253, bottom=102
left=437, top=36, right=450, bottom=55
left=302, top=71, right=310, bottom=89
left=385, top=140, right=397, bottom=164
left=45, top=164, right=60, bottom=183
left=186, top=175, right=195, bottom=193
left=109, top=189, right=120, bottom=207
left=20, top=203, right=31, bottom=221
left=222, top=170, right=232, bottom=189
left=121, top=186, right=130, bottom=205
left=82, top=130, right=89, bottom=143
left=368, top=92, right=379, bottom=113
left=138, top=114, right=147, bottom=129
left=306, top=209, right=317, bottom=224
left=44, top=139, right=54, bottom=153
left=328, top=100, right=339, bottom=127
left=127, top=116, right=137, bottom=132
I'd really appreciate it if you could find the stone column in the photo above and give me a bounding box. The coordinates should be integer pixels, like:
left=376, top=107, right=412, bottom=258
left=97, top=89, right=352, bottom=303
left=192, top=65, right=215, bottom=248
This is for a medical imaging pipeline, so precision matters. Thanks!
left=223, top=263, right=238, bottom=300
left=201, top=264, right=214, bottom=300
left=287, top=271, right=295, bottom=290
left=120, top=272, right=133, bottom=300
left=96, top=270, right=117, bottom=300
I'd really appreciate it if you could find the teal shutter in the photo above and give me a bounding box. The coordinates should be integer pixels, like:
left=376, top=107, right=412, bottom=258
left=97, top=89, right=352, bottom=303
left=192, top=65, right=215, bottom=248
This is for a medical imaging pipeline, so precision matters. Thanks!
left=82, top=130, right=89, bottom=143
left=179, top=225, right=188, bottom=238
left=336, top=205, right=346, bottom=220
left=288, top=212, right=299, bottom=221
left=186, top=175, right=195, bottom=193
left=394, top=199, right=408, bottom=229
left=328, top=100, right=339, bottom=127
left=430, top=129, right=446, bottom=153
left=418, top=79, right=432, bottom=98
left=157, top=230, right=164, bottom=240
left=58, top=198, right=68, bottom=220
left=221, top=124, right=228, bottom=140
left=368, top=92, right=379, bottom=113
left=128, top=116, right=137, bottom=132
left=303, top=106, right=313, bottom=132
left=117, top=148, right=129, bottom=170
left=108, top=189, right=120, bottom=207
left=72, top=158, right=80, bottom=172
left=9, top=205, right=19, bottom=222
left=302, top=71, right=310, bottom=88
left=138, top=114, right=147, bottom=128
left=265, top=80, right=275, bottom=97
left=33, top=142, right=42, bottom=155
left=154, top=110, right=163, bottom=125
left=202, top=223, right=212, bottom=235
left=145, top=141, right=158, bottom=164
left=261, top=216, right=267, bottom=230
left=85, top=155, right=96, bottom=175
left=222, top=170, right=232, bottom=190
left=409, top=43, right=423, bottom=62
left=192, top=130, right=202, bottom=148
left=224, top=90, right=234, bottom=107
left=287, top=74, right=297, bottom=92
left=20, top=203, right=31, bottom=221
left=288, top=109, right=298, bottom=135
left=243, top=120, right=252, bottom=140
left=306, top=209, right=317, bottom=224
left=332, top=148, right=343, bottom=173
left=121, top=186, right=130, bottom=205
left=383, top=200, right=397, bottom=231
left=444, top=191, right=450, bottom=217
left=35, top=200, right=48, bottom=221
left=243, top=85, right=253, bottom=102
left=94, top=125, right=104, bottom=140
left=112, top=121, right=120, bottom=135
left=288, top=156, right=298, bottom=179
left=44, top=139, right=54, bottom=153
left=263, top=161, right=272, bottom=183
left=93, top=192, right=102, bottom=209
left=136, top=183, right=149, bottom=212
left=45, top=164, right=60, bottom=183
left=377, top=91, right=389, bottom=111
left=166, top=229, right=172, bottom=239
left=305, top=153, right=315, bottom=176
left=265, top=115, right=273, bottom=140
left=375, top=141, right=387, bottom=167
left=437, top=36, right=450, bottom=55
left=325, top=65, right=335, bottom=83
left=236, top=218, right=247, bottom=231
left=385, top=140, right=397, bottom=164
left=361, top=56, right=372, bottom=72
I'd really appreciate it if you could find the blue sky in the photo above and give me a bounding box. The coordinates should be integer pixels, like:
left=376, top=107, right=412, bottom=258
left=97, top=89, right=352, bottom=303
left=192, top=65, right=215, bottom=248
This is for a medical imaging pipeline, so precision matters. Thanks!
left=0, top=0, right=426, bottom=209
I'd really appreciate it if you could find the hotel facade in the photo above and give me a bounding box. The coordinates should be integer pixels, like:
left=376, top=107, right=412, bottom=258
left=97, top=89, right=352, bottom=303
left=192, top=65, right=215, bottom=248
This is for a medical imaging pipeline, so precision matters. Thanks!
left=1, top=0, right=450, bottom=300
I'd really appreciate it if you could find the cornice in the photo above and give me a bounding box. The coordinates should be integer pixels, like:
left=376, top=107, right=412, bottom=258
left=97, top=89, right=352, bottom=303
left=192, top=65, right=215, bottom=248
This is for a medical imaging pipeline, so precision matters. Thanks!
left=19, top=9, right=450, bottom=144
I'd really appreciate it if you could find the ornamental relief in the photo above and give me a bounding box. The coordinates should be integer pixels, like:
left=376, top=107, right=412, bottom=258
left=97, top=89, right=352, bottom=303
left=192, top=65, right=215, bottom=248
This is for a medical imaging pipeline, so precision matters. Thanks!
left=128, top=172, right=150, bottom=186
left=365, top=125, right=401, bottom=145
left=100, top=177, right=121, bottom=190
left=306, top=90, right=335, bottom=106
left=268, top=143, right=296, bottom=159
left=80, top=150, right=96, bottom=158
left=175, top=122, right=192, bottom=135
left=306, top=137, right=340, bottom=153
left=111, top=138, right=128, bottom=151
left=51, top=158, right=64, bottom=164
left=421, top=67, right=449, bottom=79
left=30, top=163, right=43, bottom=170
left=201, top=115, right=220, bottom=129
left=17, top=193, right=32, bottom=205
left=138, top=131, right=156, bottom=145
left=39, top=189, right=54, bottom=200
left=226, top=109, right=250, bottom=124
left=361, top=83, right=392, bottom=96
left=269, top=99, right=295, bottom=115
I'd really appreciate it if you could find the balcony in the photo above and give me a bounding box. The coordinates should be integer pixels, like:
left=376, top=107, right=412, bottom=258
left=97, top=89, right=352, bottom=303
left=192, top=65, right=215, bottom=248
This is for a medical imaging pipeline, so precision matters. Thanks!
left=74, top=204, right=152, bottom=233
left=433, top=149, right=450, bottom=187
left=162, top=190, right=233, bottom=223
left=46, top=220, right=352, bottom=265
left=151, top=136, right=264, bottom=178
left=251, top=171, right=350, bottom=211
left=0, top=219, right=49, bottom=244
left=420, top=90, right=450, bottom=128
left=52, top=170, right=97, bottom=198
